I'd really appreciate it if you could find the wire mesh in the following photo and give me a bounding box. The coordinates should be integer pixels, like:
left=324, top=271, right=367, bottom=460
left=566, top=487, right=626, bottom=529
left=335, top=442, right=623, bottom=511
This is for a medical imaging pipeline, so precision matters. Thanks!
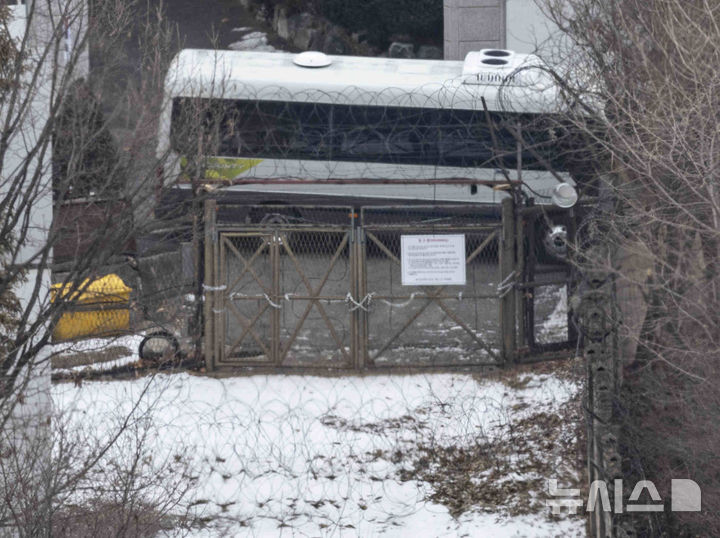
left=216, top=228, right=356, bottom=367
left=126, top=200, right=580, bottom=368
left=212, top=204, right=355, bottom=367
left=216, top=204, right=355, bottom=229
left=520, top=205, right=575, bottom=353
left=276, top=229, right=353, bottom=367
left=361, top=206, right=502, bottom=367
left=220, top=233, right=274, bottom=363
left=206, top=204, right=508, bottom=368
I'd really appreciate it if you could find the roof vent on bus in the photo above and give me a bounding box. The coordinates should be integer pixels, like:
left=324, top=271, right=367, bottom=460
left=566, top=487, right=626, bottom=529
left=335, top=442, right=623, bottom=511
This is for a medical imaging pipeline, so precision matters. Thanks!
left=462, top=49, right=527, bottom=85
left=293, top=51, right=332, bottom=68
left=483, top=49, right=512, bottom=58
left=463, top=49, right=516, bottom=75
left=481, top=58, right=508, bottom=66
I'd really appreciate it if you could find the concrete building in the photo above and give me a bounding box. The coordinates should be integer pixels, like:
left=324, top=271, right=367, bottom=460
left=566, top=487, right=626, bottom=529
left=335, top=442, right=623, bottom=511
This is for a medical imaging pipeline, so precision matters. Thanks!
left=444, top=0, right=557, bottom=59
left=2, top=0, right=88, bottom=531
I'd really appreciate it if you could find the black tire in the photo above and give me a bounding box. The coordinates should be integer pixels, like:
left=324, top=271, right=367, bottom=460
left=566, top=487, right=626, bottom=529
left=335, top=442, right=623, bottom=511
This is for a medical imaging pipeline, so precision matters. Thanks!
left=138, top=331, right=179, bottom=362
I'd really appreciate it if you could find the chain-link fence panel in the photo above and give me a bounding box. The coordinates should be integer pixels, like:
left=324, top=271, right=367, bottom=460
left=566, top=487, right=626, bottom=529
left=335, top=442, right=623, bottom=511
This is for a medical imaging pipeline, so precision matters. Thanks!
left=219, top=232, right=275, bottom=364
left=360, top=206, right=503, bottom=367
left=276, top=228, right=354, bottom=367
left=208, top=206, right=356, bottom=367
left=516, top=203, right=578, bottom=356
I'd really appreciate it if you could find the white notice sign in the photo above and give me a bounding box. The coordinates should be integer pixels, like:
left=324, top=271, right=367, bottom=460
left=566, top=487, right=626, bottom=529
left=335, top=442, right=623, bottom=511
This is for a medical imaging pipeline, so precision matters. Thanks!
left=401, top=234, right=466, bottom=286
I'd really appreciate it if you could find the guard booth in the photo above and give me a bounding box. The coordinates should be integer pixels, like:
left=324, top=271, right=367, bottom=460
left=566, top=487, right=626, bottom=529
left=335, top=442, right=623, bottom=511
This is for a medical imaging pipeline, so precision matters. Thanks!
left=200, top=195, right=579, bottom=370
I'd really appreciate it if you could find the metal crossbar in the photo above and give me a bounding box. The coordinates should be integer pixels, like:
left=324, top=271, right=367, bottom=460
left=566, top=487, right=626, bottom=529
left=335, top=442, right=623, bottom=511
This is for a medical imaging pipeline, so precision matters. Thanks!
left=278, top=232, right=351, bottom=365
left=203, top=202, right=574, bottom=370
left=363, top=230, right=500, bottom=363
left=224, top=236, right=273, bottom=297
left=220, top=234, right=274, bottom=361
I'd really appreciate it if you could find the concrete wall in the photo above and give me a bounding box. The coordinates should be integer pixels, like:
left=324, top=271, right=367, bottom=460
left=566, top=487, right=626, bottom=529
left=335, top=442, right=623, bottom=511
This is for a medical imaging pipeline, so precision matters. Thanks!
left=3, top=4, right=53, bottom=531
left=2, top=1, right=88, bottom=530
left=444, top=0, right=558, bottom=59
left=9, top=0, right=89, bottom=282
left=505, top=0, right=556, bottom=54
left=444, top=0, right=506, bottom=60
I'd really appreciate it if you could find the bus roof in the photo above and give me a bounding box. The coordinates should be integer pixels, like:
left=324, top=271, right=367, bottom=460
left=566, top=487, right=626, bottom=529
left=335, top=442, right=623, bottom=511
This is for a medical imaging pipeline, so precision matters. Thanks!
left=164, top=49, right=559, bottom=113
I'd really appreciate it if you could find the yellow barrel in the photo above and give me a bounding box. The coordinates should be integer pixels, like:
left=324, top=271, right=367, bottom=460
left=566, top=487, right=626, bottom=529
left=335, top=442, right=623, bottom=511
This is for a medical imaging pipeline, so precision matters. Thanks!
left=51, top=274, right=132, bottom=341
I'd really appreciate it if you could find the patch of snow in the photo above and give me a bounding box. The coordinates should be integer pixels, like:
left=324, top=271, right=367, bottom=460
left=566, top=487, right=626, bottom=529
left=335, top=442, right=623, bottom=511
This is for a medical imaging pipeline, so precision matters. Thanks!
left=49, top=333, right=143, bottom=373
left=228, top=31, right=276, bottom=52
left=539, top=286, right=570, bottom=342
left=53, top=371, right=585, bottom=536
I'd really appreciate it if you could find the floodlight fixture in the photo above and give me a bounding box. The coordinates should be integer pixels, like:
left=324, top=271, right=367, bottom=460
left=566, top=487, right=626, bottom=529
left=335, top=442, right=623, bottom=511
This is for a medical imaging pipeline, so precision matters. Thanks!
left=551, top=182, right=578, bottom=208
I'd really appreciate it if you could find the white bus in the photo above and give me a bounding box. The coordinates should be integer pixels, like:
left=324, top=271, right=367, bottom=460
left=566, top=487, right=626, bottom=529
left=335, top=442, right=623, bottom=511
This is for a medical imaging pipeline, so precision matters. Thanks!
left=156, top=48, right=571, bottom=207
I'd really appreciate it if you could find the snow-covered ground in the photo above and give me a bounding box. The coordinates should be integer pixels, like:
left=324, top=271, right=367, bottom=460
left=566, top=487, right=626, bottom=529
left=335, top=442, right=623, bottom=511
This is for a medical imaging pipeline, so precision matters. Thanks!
left=49, top=333, right=143, bottom=374
left=53, top=366, right=585, bottom=537
left=47, top=283, right=583, bottom=535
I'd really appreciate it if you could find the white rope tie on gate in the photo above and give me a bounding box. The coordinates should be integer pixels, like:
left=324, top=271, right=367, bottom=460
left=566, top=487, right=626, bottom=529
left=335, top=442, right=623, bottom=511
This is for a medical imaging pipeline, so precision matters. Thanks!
left=346, top=292, right=374, bottom=311
left=226, top=291, right=282, bottom=309
left=497, top=271, right=517, bottom=298
left=285, top=292, right=345, bottom=305
left=348, top=291, right=467, bottom=309
left=202, top=284, right=227, bottom=291
left=376, top=292, right=419, bottom=309
left=204, top=284, right=227, bottom=307
left=498, top=284, right=514, bottom=298
left=263, top=293, right=282, bottom=309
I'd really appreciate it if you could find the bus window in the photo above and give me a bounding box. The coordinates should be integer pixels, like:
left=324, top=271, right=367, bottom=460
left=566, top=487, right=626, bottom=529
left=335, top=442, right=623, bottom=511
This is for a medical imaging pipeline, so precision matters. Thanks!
left=170, top=97, right=563, bottom=171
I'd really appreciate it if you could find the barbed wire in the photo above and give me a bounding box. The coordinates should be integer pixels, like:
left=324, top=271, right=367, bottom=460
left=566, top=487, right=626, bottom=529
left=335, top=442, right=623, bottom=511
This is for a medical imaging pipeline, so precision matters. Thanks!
left=167, top=80, right=578, bottom=190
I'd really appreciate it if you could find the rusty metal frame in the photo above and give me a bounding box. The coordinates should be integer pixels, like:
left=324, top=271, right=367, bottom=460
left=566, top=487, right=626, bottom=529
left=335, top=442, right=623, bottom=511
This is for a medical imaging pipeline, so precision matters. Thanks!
left=361, top=228, right=502, bottom=366
left=515, top=203, right=578, bottom=359
left=212, top=216, right=357, bottom=366
left=276, top=229, right=353, bottom=366
left=203, top=201, right=575, bottom=370
left=219, top=232, right=275, bottom=365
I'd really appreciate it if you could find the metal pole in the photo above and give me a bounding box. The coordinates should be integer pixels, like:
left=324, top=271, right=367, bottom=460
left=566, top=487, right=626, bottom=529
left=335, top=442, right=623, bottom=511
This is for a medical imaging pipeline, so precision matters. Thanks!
left=567, top=208, right=579, bottom=346
left=500, top=197, right=517, bottom=362
left=272, top=232, right=281, bottom=365
left=203, top=199, right=217, bottom=370
left=356, top=225, right=367, bottom=369
left=526, top=199, right=536, bottom=350
left=349, top=224, right=356, bottom=369
left=515, top=202, right=526, bottom=353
